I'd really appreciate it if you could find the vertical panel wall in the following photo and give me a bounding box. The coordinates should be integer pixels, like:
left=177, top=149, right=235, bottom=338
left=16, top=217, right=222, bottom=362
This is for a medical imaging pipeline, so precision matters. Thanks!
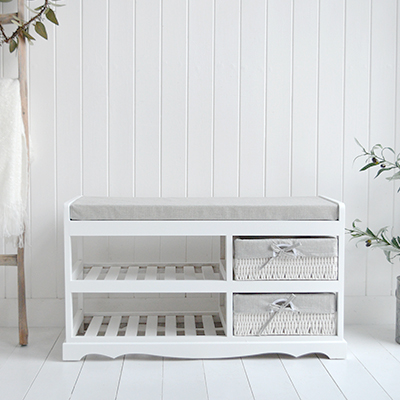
left=0, top=0, right=400, bottom=324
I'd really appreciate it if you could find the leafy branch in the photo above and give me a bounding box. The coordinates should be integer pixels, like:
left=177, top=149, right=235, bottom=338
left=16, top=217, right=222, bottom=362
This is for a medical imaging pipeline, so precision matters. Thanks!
left=347, top=220, right=400, bottom=263
left=354, top=138, right=400, bottom=190
left=347, top=139, right=400, bottom=263
left=0, top=0, right=62, bottom=53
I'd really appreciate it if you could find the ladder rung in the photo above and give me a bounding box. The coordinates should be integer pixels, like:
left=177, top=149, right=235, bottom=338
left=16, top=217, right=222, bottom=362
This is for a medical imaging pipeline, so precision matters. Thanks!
left=0, top=254, right=18, bottom=266
left=0, top=13, right=18, bottom=25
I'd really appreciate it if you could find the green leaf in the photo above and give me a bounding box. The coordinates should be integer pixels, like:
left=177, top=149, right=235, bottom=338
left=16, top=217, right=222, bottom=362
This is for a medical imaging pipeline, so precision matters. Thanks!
left=22, top=29, right=35, bottom=42
left=360, top=162, right=378, bottom=172
left=34, top=21, right=48, bottom=40
left=9, top=39, right=18, bottom=53
left=387, top=171, right=400, bottom=181
left=45, top=8, right=59, bottom=25
left=375, top=167, right=394, bottom=178
left=0, top=0, right=13, bottom=3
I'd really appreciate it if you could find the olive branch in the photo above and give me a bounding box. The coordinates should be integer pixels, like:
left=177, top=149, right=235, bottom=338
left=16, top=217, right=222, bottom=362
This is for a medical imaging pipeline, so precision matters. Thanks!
left=0, top=0, right=63, bottom=52
left=347, top=139, right=400, bottom=263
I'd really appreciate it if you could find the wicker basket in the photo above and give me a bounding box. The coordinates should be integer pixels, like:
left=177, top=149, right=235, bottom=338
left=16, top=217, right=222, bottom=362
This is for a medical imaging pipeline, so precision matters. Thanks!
left=234, top=237, right=338, bottom=280
left=233, top=293, right=337, bottom=336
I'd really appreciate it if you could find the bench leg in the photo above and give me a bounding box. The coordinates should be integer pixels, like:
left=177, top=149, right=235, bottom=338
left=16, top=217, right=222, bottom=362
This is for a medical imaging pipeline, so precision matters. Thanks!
left=17, top=245, right=28, bottom=346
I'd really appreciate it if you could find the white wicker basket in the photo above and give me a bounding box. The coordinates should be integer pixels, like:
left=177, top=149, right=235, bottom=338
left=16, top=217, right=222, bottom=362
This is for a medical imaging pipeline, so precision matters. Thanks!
left=233, top=293, right=337, bottom=336
left=234, top=237, right=338, bottom=280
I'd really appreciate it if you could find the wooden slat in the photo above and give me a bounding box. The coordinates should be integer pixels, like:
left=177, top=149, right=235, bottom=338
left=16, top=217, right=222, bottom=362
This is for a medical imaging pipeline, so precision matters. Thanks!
left=105, top=316, right=122, bottom=337
left=0, top=255, right=17, bottom=266
left=184, top=315, right=196, bottom=336
left=165, top=315, right=176, bottom=336
left=125, top=316, right=139, bottom=337
left=203, top=315, right=216, bottom=336
left=145, top=266, right=157, bottom=280
left=84, top=266, right=102, bottom=281
left=104, top=266, right=120, bottom=281
left=202, top=265, right=216, bottom=280
left=125, top=266, right=139, bottom=280
left=183, top=266, right=196, bottom=280
left=164, top=266, right=176, bottom=280
left=85, top=316, right=103, bottom=337
left=145, top=316, right=158, bottom=336
left=0, top=12, right=18, bottom=24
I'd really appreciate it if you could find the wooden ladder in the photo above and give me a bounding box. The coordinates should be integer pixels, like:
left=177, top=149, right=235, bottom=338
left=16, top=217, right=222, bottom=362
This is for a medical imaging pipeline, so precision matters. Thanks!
left=0, top=0, right=29, bottom=346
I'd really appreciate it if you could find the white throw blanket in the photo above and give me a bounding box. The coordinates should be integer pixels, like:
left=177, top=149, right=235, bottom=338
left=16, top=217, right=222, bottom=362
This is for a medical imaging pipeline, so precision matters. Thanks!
left=0, top=78, right=28, bottom=245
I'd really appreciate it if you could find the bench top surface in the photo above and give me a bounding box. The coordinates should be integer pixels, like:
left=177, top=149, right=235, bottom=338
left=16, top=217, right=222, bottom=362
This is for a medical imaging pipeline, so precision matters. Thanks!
left=68, top=196, right=339, bottom=221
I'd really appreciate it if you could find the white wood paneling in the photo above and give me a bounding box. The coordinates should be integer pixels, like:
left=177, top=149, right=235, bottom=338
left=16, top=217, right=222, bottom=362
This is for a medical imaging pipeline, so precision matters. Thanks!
left=366, top=0, right=398, bottom=296
left=239, top=0, right=266, bottom=197
left=291, top=0, right=319, bottom=197
left=161, top=0, right=187, bottom=197
left=187, top=0, right=214, bottom=197
left=265, top=0, right=293, bottom=197
left=317, top=0, right=345, bottom=200
left=213, top=0, right=240, bottom=197
left=135, top=0, right=161, bottom=197
left=1, top=0, right=400, bottom=322
left=343, top=0, right=371, bottom=296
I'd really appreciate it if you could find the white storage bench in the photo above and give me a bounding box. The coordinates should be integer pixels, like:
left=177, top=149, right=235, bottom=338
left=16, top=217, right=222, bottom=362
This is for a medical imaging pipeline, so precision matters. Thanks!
left=63, top=196, right=346, bottom=360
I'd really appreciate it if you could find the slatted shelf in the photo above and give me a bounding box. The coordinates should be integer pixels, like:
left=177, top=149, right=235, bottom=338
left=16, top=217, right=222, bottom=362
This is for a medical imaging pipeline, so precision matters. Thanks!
left=81, top=263, right=222, bottom=281
left=76, top=313, right=225, bottom=338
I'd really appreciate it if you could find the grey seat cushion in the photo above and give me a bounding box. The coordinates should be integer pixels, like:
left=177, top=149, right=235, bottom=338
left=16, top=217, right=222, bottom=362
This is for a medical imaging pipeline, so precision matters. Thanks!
left=69, top=196, right=339, bottom=221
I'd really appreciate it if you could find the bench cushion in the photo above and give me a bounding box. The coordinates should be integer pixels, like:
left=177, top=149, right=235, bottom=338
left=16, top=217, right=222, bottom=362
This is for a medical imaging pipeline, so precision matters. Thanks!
left=69, top=196, right=339, bottom=221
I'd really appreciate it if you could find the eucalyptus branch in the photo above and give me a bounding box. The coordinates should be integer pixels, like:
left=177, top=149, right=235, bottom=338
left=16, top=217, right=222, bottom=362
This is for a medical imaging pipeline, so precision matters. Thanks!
left=347, top=220, right=400, bottom=263
left=0, top=0, right=61, bottom=52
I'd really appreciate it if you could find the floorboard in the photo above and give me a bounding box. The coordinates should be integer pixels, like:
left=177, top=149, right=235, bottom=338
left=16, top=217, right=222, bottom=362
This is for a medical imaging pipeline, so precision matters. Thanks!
left=0, top=325, right=399, bottom=400
left=0, top=328, right=61, bottom=400
left=23, top=332, right=84, bottom=400
left=116, top=355, right=163, bottom=400
left=241, top=354, right=300, bottom=400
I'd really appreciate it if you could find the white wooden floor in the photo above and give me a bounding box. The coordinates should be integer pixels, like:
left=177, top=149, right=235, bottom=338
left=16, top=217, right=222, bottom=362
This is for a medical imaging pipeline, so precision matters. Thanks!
left=0, top=325, right=399, bottom=400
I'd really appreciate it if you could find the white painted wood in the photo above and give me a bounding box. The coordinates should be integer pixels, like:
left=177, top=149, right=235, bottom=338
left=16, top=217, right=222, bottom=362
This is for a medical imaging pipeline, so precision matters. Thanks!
left=280, top=354, right=346, bottom=399
left=239, top=0, right=266, bottom=197
left=84, top=266, right=102, bottom=281
left=203, top=359, right=254, bottom=400
left=163, top=359, right=208, bottom=400
left=317, top=0, right=345, bottom=200
left=0, top=326, right=399, bottom=400
left=241, top=355, right=299, bottom=400
left=85, top=316, right=103, bottom=337
left=213, top=0, right=240, bottom=197
left=319, top=351, right=391, bottom=400
left=184, top=315, right=196, bottom=336
left=165, top=315, right=176, bottom=336
left=0, top=328, right=61, bottom=400
left=161, top=0, right=187, bottom=197
left=109, top=0, right=134, bottom=198
left=116, top=355, right=163, bottom=400
left=0, top=328, right=18, bottom=370
left=265, top=0, right=293, bottom=197
left=69, top=355, right=123, bottom=400
left=345, top=325, right=400, bottom=399
left=291, top=0, right=319, bottom=197
left=81, top=0, right=108, bottom=196
left=145, top=315, right=158, bottom=336
left=105, top=316, right=122, bottom=337
left=125, top=315, right=140, bottom=336
left=343, top=0, right=371, bottom=296
left=366, top=0, right=397, bottom=296
left=135, top=0, right=161, bottom=197
left=23, top=331, right=84, bottom=400
left=187, top=0, right=213, bottom=197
